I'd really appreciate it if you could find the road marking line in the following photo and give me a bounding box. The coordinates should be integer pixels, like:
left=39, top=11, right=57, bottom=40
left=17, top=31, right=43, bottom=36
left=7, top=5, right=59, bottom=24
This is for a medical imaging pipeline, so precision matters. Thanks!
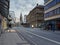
left=19, top=31, right=37, bottom=45
left=26, top=31, right=60, bottom=45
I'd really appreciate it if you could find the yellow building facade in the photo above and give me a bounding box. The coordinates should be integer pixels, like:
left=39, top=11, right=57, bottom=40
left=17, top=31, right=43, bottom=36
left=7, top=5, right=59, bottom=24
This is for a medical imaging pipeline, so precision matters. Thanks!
left=2, top=17, right=7, bottom=30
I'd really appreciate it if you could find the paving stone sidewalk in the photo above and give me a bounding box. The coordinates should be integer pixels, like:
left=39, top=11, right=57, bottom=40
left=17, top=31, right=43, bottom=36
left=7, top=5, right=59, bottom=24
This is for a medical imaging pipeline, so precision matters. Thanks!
left=0, top=30, right=30, bottom=45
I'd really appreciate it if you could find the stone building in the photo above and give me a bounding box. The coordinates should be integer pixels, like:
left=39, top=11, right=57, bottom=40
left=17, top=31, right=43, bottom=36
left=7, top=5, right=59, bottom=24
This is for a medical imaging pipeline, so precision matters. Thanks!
left=20, top=13, right=23, bottom=25
left=26, top=4, right=44, bottom=28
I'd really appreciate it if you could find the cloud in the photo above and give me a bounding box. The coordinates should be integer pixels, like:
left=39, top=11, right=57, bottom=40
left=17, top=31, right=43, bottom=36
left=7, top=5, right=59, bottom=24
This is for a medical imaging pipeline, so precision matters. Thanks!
left=10, top=0, right=44, bottom=18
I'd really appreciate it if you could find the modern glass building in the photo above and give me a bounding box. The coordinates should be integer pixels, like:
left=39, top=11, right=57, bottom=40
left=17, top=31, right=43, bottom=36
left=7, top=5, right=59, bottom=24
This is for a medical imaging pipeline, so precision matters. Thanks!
left=44, top=0, right=60, bottom=30
left=0, top=0, right=10, bottom=18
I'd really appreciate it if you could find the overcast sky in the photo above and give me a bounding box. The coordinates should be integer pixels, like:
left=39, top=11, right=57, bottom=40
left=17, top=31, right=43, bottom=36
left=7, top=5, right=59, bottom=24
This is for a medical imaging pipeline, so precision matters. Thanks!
left=10, top=0, right=44, bottom=18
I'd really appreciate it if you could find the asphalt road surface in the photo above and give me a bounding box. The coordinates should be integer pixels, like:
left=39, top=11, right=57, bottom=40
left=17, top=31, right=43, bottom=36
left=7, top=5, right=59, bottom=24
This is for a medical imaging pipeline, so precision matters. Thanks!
left=13, top=27, right=60, bottom=45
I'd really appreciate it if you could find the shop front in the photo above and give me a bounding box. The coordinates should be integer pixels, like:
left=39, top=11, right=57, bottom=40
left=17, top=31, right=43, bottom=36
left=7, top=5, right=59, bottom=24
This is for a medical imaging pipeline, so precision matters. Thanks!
left=45, top=18, right=60, bottom=31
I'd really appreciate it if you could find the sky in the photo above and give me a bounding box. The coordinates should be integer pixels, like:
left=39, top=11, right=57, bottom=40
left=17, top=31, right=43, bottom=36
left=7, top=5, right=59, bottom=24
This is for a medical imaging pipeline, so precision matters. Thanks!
left=10, top=0, right=44, bottom=19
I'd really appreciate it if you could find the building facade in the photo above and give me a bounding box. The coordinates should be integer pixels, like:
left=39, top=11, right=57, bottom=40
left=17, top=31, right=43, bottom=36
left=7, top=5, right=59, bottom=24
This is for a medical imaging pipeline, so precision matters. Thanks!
left=9, top=11, right=16, bottom=27
left=20, top=13, right=23, bottom=24
left=0, top=0, right=10, bottom=34
left=26, top=4, right=44, bottom=28
left=24, top=15, right=27, bottom=23
left=44, top=0, right=60, bottom=30
left=0, top=0, right=9, bottom=18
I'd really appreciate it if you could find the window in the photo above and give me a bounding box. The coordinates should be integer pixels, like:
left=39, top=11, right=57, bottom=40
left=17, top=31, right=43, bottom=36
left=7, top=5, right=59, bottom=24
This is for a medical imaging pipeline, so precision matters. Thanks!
left=45, top=7, right=60, bottom=18
left=56, top=8, right=60, bottom=14
left=56, top=0, right=60, bottom=3
left=53, top=9, right=56, bottom=15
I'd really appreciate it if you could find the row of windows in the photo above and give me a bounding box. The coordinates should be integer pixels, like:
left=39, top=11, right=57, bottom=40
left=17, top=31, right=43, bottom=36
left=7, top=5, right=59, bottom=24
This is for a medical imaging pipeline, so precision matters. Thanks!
left=0, top=0, right=9, bottom=18
left=0, top=2, right=8, bottom=9
left=44, top=7, right=60, bottom=18
left=0, top=0, right=9, bottom=6
left=44, top=0, right=60, bottom=10
left=0, top=7, right=8, bottom=17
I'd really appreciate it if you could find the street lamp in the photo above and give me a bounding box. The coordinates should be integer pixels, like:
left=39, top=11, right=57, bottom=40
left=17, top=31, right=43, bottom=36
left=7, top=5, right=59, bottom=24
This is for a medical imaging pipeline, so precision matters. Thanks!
left=32, top=25, right=34, bottom=28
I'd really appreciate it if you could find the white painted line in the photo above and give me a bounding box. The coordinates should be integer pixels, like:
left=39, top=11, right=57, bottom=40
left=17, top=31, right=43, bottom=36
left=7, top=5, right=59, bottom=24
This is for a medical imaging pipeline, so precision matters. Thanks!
left=26, top=31, right=60, bottom=45
left=16, top=30, right=37, bottom=45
